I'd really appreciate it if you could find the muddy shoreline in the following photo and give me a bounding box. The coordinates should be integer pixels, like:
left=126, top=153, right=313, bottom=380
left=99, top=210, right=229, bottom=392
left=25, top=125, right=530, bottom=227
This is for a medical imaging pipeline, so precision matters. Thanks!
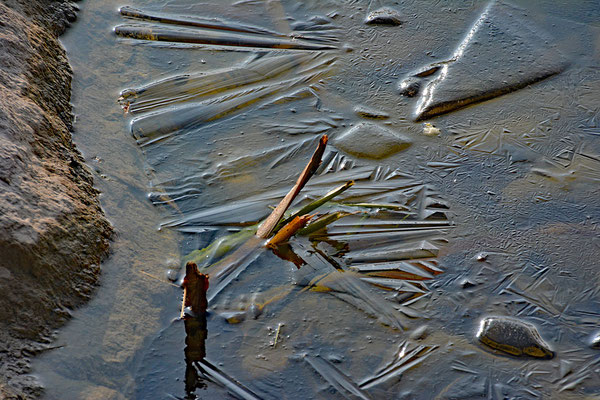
left=0, top=1, right=112, bottom=397
left=3, top=0, right=599, bottom=397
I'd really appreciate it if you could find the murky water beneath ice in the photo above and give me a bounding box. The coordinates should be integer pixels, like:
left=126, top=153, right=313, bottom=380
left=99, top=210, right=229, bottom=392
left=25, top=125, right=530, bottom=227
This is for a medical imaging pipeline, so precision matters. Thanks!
left=34, top=0, right=600, bottom=399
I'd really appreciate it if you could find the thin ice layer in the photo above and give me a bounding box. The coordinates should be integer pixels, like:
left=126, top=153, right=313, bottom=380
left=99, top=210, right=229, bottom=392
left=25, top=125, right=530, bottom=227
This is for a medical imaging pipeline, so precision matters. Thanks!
left=412, top=0, right=566, bottom=121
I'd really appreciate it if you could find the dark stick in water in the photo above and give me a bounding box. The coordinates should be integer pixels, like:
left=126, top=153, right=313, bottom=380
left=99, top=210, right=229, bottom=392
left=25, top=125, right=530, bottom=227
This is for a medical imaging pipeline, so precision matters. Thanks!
left=120, top=5, right=281, bottom=36
left=114, top=25, right=337, bottom=51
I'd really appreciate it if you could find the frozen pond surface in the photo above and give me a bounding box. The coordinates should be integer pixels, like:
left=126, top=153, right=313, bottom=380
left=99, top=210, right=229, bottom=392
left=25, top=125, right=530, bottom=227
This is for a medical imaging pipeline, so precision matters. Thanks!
left=35, top=0, right=600, bottom=398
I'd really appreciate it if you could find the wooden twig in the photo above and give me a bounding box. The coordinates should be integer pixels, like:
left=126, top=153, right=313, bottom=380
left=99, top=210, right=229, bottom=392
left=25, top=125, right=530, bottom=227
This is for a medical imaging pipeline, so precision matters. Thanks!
left=256, top=135, right=328, bottom=239
left=298, top=211, right=356, bottom=236
left=181, top=262, right=209, bottom=318
left=139, top=269, right=180, bottom=288
left=182, top=135, right=327, bottom=307
left=272, top=322, right=284, bottom=348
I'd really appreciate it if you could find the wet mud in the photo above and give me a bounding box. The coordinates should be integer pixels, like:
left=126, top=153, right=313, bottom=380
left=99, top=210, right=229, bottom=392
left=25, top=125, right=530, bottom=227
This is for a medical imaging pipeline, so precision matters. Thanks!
left=0, top=1, right=113, bottom=398
left=33, top=0, right=600, bottom=399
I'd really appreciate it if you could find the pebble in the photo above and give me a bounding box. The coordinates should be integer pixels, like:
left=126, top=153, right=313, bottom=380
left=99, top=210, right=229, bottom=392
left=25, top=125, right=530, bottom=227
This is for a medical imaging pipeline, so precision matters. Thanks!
left=398, top=76, right=421, bottom=97
left=589, top=331, right=600, bottom=349
left=365, top=7, right=403, bottom=25
left=166, top=269, right=179, bottom=282
left=459, top=278, right=476, bottom=289
left=409, top=325, right=429, bottom=340
left=476, top=316, right=554, bottom=359
left=334, top=122, right=411, bottom=159
left=353, top=104, right=389, bottom=120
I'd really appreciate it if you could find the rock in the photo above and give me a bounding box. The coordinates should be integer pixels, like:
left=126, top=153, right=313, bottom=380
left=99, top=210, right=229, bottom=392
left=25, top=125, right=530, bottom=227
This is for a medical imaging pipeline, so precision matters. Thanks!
left=219, top=310, right=248, bottom=324
left=0, top=0, right=112, bottom=396
left=326, top=353, right=344, bottom=363
left=476, top=316, right=554, bottom=359
left=589, top=331, right=600, bottom=349
left=475, top=252, right=488, bottom=262
left=558, top=360, right=573, bottom=378
left=365, top=7, right=402, bottom=26
left=401, top=1, right=566, bottom=121
left=409, top=325, right=429, bottom=340
left=166, top=269, right=179, bottom=282
left=334, top=122, right=411, bottom=159
left=353, top=105, right=389, bottom=120
left=459, top=278, right=476, bottom=289
left=164, top=257, right=181, bottom=281
left=398, top=76, right=421, bottom=97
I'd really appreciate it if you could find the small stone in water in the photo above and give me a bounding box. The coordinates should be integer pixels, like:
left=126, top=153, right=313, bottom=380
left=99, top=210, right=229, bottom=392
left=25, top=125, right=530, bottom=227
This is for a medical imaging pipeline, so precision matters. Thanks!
left=559, top=360, right=573, bottom=378
left=353, top=104, right=389, bottom=120
left=334, top=122, right=411, bottom=159
left=247, top=303, right=262, bottom=319
left=365, top=7, right=402, bottom=25
left=398, top=76, right=421, bottom=97
left=327, top=353, right=343, bottom=363
left=410, top=325, right=429, bottom=340
left=589, top=331, right=600, bottom=349
left=460, top=278, right=476, bottom=289
left=219, top=310, right=247, bottom=324
left=164, top=258, right=181, bottom=281
left=476, top=316, right=554, bottom=359
left=166, top=269, right=178, bottom=282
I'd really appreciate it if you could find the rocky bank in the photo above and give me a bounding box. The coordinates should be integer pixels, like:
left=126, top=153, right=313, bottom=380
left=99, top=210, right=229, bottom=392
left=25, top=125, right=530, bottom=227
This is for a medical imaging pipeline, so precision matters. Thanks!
left=0, top=0, right=112, bottom=397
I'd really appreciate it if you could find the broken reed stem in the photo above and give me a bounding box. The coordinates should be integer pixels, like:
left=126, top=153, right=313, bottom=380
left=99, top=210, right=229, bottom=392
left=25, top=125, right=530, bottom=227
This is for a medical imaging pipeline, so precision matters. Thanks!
left=267, top=214, right=313, bottom=248
left=181, top=262, right=209, bottom=318
left=181, top=136, right=326, bottom=310
left=274, top=180, right=354, bottom=232
left=256, top=134, right=328, bottom=239
left=297, top=211, right=356, bottom=236
left=272, top=322, right=283, bottom=348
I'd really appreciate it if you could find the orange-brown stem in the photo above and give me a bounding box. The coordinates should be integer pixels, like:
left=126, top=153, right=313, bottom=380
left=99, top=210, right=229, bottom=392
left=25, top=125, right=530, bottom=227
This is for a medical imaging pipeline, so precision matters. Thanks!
left=256, top=134, right=327, bottom=238
left=267, top=214, right=313, bottom=249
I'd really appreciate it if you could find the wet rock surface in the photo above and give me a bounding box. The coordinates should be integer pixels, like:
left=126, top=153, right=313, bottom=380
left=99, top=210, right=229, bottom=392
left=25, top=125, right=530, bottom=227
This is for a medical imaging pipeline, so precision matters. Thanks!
left=0, top=0, right=112, bottom=397
left=364, top=7, right=402, bottom=26
left=334, top=122, right=411, bottom=159
left=476, top=316, right=554, bottom=359
left=397, top=76, right=421, bottom=97
left=590, top=331, right=600, bottom=349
